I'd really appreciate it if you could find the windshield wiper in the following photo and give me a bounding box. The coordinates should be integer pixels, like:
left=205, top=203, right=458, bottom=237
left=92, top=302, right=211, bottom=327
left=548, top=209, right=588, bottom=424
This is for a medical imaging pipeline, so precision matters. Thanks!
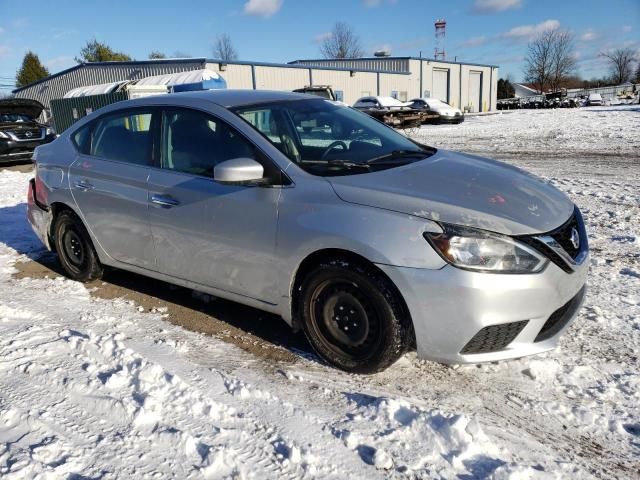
left=366, top=149, right=428, bottom=165
left=325, top=159, right=371, bottom=169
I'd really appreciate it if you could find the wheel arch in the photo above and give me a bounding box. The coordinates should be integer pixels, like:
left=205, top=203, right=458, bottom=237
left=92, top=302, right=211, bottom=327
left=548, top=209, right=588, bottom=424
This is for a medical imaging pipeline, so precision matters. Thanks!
left=47, top=202, right=80, bottom=251
left=289, top=248, right=415, bottom=346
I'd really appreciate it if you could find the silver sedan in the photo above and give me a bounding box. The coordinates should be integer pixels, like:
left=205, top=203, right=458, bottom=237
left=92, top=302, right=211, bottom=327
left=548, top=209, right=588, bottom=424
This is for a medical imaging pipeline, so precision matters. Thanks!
left=27, top=90, right=588, bottom=373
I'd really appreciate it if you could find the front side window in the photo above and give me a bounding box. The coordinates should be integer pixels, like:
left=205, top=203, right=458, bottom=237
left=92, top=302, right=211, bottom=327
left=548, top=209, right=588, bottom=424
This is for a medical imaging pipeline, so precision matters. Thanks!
left=90, top=110, right=153, bottom=165
left=161, top=108, right=258, bottom=178
left=234, top=99, right=434, bottom=176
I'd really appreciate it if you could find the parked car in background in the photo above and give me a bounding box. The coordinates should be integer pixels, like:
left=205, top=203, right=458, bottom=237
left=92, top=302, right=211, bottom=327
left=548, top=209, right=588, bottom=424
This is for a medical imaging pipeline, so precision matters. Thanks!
left=28, top=90, right=589, bottom=373
left=587, top=93, right=603, bottom=106
left=408, top=98, right=464, bottom=124
left=293, top=85, right=338, bottom=102
left=0, top=99, right=56, bottom=163
left=352, top=96, right=425, bottom=127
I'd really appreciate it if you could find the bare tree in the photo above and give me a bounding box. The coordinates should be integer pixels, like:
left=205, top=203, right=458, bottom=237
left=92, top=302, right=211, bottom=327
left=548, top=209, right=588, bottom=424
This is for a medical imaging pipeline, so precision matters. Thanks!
left=320, top=22, right=364, bottom=59
left=600, top=48, right=637, bottom=85
left=213, top=34, right=238, bottom=61
left=524, top=30, right=555, bottom=93
left=524, top=28, right=576, bottom=93
left=148, top=51, right=167, bottom=59
left=548, top=30, right=576, bottom=93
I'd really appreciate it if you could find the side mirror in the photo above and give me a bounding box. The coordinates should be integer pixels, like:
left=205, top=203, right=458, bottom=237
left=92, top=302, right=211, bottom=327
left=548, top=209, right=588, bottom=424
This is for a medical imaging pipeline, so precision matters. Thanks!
left=214, top=158, right=264, bottom=185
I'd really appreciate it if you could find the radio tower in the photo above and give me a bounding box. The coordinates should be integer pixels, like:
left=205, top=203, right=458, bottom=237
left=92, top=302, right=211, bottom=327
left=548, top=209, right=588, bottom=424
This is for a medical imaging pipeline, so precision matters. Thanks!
left=434, top=19, right=446, bottom=61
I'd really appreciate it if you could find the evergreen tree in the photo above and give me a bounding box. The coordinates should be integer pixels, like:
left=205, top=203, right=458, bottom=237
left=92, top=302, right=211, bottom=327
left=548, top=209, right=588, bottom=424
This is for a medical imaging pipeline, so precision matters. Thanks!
left=76, top=39, right=132, bottom=63
left=16, top=51, right=50, bottom=87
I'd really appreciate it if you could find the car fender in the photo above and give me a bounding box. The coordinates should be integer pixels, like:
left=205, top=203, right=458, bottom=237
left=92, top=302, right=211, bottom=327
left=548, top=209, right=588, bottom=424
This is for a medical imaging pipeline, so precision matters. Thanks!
left=275, top=178, right=447, bottom=320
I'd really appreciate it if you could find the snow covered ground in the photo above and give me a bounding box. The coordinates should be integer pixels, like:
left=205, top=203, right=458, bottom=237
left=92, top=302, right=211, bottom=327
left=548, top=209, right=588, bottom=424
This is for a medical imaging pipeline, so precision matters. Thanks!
left=0, top=105, right=639, bottom=479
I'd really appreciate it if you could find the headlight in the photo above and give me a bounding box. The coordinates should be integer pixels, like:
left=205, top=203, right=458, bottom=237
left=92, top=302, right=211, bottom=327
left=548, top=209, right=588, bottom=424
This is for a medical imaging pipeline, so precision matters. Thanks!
left=45, top=127, right=54, bottom=136
left=424, top=224, right=548, bottom=274
left=0, top=131, right=9, bottom=139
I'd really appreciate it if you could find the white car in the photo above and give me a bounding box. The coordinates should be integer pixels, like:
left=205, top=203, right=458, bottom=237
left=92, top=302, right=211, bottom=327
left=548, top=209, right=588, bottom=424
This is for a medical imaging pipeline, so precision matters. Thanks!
left=587, top=93, right=603, bottom=106
left=409, top=98, right=464, bottom=124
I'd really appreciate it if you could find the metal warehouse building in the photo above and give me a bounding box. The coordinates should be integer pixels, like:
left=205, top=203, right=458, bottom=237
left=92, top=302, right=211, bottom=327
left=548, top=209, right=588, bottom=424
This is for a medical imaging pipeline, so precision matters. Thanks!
left=13, top=56, right=498, bottom=114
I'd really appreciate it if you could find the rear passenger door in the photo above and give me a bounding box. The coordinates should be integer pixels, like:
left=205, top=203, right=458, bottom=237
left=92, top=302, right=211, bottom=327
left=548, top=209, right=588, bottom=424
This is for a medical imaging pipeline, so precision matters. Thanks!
left=68, top=108, right=156, bottom=268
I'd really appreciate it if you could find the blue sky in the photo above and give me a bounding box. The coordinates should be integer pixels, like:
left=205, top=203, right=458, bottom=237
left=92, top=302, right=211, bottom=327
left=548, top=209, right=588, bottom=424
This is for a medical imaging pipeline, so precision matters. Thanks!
left=1, top=0, right=638, bottom=94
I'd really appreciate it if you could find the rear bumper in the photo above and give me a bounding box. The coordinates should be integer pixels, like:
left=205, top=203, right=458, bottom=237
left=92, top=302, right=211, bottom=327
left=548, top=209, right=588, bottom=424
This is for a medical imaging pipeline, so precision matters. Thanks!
left=27, top=178, right=53, bottom=250
left=378, top=257, right=588, bottom=364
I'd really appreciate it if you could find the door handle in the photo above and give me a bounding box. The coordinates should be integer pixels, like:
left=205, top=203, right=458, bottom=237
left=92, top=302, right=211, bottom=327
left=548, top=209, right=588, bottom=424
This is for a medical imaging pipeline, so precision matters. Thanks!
left=150, top=194, right=180, bottom=208
left=74, top=180, right=94, bottom=191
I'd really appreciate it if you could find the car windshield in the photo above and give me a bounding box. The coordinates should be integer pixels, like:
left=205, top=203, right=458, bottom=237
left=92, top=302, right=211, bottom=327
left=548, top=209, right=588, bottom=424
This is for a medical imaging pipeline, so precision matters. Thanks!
left=233, top=99, right=434, bottom=176
left=0, top=113, right=33, bottom=123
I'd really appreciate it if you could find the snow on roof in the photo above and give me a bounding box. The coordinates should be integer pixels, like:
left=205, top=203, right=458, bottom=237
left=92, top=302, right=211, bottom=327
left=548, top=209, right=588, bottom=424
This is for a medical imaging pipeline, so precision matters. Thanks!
left=64, top=81, right=129, bottom=98
left=134, top=69, right=223, bottom=87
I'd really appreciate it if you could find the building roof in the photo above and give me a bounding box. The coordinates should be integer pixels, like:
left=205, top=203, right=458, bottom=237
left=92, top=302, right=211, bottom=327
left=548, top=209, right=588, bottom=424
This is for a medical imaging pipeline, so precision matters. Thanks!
left=290, top=56, right=499, bottom=69
left=12, top=57, right=412, bottom=94
left=12, top=58, right=207, bottom=93
left=13, top=55, right=499, bottom=95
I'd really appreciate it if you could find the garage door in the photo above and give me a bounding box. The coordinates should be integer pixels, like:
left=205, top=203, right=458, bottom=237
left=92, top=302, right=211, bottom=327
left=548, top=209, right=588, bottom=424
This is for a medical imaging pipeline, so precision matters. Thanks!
left=432, top=69, right=449, bottom=103
left=468, top=71, right=482, bottom=113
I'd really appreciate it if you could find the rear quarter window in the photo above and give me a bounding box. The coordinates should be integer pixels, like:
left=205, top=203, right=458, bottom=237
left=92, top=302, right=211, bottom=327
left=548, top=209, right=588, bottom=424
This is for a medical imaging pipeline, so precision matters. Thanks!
left=72, top=124, right=92, bottom=155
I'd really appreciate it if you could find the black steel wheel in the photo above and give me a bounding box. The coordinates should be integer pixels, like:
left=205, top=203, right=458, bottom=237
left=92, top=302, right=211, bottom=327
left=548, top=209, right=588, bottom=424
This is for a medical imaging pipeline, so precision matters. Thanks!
left=54, top=210, right=103, bottom=282
left=299, top=260, right=412, bottom=373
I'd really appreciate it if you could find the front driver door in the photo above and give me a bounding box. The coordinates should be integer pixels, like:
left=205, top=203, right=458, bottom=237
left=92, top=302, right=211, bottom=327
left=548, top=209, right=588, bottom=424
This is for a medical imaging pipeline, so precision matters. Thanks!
left=68, top=108, right=156, bottom=268
left=147, top=107, right=281, bottom=303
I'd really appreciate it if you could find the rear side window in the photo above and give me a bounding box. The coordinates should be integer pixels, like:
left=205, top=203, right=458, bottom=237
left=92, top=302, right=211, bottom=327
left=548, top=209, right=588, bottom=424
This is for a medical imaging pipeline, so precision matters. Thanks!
left=72, top=124, right=92, bottom=154
left=90, top=110, right=154, bottom=165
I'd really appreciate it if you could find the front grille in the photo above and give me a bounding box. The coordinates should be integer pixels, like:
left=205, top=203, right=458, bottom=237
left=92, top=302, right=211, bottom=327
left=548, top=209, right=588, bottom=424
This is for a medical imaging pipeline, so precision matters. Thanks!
left=517, top=207, right=587, bottom=273
left=549, top=214, right=580, bottom=258
left=460, top=320, right=529, bottom=354
left=11, top=128, right=43, bottom=140
left=535, top=286, right=586, bottom=342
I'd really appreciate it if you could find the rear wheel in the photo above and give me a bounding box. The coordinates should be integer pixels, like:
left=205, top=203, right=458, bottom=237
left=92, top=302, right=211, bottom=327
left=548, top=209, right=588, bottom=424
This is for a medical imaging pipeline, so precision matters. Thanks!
left=53, top=210, right=103, bottom=282
left=299, top=260, right=411, bottom=373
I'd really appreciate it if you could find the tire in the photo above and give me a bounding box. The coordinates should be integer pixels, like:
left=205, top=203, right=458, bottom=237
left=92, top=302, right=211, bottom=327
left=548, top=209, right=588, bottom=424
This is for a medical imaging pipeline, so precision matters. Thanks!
left=53, top=210, right=103, bottom=282
left=299, top=260, right=412, bottom=374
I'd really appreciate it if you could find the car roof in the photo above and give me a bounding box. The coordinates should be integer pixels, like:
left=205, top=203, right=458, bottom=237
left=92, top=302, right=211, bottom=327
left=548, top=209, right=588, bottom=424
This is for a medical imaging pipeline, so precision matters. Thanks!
left=120, top=89, right=316, bottom=110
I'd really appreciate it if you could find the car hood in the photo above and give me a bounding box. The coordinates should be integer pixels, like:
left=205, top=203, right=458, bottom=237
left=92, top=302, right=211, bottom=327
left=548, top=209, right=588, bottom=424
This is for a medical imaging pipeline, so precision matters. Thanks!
left=0, top=98, right=44, bottom=119
left=431, top=105, right=460, bottom=115
left=327, top=149, right=574, bottom=235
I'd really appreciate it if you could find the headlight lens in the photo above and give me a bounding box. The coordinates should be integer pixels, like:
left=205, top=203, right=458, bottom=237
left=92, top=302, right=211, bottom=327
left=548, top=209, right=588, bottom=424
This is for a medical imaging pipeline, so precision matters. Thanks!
left=424, top=224, right=548, bottom=274
left=45, top=127, right=54, bottom=136
left=0, top=131, right=9, bottom=139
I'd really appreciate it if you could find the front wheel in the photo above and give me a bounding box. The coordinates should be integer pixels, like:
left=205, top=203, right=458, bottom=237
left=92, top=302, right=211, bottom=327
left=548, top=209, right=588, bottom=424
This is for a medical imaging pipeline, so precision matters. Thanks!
left=53, top=210, right=104, bottom=282
left=299, top=260, right=412, bottom=373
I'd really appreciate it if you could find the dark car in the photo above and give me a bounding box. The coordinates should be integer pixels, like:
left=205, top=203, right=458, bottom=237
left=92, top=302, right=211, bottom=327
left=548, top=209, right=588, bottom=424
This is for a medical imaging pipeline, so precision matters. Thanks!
left=0, top=98, right=56, bottom=163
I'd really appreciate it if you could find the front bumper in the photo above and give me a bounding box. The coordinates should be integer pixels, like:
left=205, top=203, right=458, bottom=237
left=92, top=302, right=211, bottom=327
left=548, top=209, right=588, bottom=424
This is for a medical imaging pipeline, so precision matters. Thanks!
left=439, top=115, right=464, bottom=124
left=378, top=257, right=588, bottom=364
left=0, top=135, right=55, bottom=163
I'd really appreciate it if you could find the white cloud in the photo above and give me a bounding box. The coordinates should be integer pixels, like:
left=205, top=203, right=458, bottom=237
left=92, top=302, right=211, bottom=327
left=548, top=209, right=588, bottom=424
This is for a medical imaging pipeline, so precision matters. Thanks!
left=243, top=0, right=283, bottom=18
left=363, top=0, right=398, bottom=7
left=473, top=0, right=522, bottom=14
left=45, top=55, right=75, bottom=72
left=502, top=19, right=560, bottom=39
left=0, top=45, right=10, bottom=59
left=622, top=25, right=632, bottom=33
left=461, top=36, right=487, bottom=48
left=313, top=32, right=332, bottom=43
left=580, top=30, right=599, bottom=42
